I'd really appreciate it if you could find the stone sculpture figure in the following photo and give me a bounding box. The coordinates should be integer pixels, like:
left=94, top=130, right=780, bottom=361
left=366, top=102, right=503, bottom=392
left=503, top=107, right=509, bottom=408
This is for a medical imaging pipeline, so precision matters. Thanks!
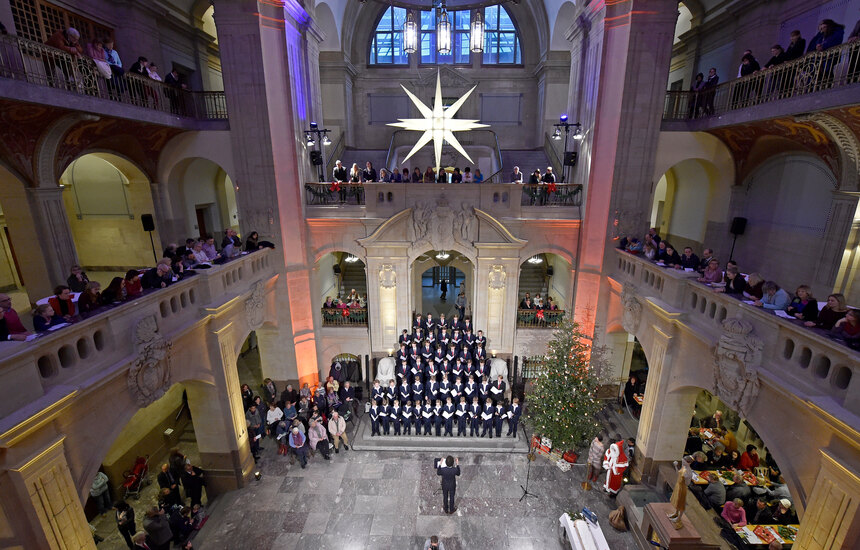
left=713, top=317, right=763, bottom=418
left=376, top=356, right=396, bottom=386
left=127, top=315, right=172, bottom=406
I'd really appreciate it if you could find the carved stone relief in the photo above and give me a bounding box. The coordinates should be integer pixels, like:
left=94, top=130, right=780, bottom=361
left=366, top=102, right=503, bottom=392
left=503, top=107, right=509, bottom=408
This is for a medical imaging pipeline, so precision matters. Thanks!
left=713, top=317, right=763, bottom=418
left=620, top=283, right=642, bottom=334
left=409, top=199, right=478, bottom=254
left=488, top=265, right=507, bottom=290
left=127, top=315, right=172, bottom=407
left=245, top=280, right=265, bottom=330
left=379, top=264, right=397, bottom=288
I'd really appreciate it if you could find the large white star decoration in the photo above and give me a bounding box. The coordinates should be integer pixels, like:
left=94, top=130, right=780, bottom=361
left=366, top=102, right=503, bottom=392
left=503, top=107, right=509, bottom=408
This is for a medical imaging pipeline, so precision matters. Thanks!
left=388, top=70, right=488, bottom=174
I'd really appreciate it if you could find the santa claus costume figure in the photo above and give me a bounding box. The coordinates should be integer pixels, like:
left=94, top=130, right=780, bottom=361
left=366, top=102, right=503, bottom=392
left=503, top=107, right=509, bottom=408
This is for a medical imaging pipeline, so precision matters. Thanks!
left=602, top=440, right=629, bottom=494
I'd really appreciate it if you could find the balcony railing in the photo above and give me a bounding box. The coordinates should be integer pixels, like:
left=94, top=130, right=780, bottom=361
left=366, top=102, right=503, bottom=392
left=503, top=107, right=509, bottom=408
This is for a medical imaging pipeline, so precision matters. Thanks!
left=321, top=307, right=368, bottom=327
left=663, top=40, right=860, bottom=121
left=0, top=34, right=227, bottom=120
left=613, top=249, right=860, bottom=415
left=305, top=183, right=365, bottom=205
left=0, top=249, right=274, bottom=419
left=520, top=184, right=582, bottom=206
left=517, top=309, right=565, bottom=328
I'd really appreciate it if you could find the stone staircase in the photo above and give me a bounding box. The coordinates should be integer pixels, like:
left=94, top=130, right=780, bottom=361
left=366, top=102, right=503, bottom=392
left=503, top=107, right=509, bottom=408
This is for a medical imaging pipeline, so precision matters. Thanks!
left=340, top=261, right=367, bottom=298
left=517, top=261, right=547, bottom=300
left=502, top=148, right=552, bottom=179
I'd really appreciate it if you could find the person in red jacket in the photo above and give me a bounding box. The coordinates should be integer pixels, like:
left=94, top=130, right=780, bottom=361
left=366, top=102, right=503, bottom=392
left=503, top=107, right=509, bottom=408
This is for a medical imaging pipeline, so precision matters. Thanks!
left=738, top=444, right=760, bottom=470
left=48, top=286, right=76, bottom=321
left=0, top=294, right=31, bottom=336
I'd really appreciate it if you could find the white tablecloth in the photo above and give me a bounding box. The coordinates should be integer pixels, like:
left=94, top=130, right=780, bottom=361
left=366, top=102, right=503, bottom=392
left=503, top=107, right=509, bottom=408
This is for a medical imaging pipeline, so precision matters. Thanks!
left=559, top=513, right=609, bottom=550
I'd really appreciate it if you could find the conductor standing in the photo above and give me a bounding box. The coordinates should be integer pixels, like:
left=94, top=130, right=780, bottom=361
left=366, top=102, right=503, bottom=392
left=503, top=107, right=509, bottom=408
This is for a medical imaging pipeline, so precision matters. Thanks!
left=436, top=456, right=460, bottom=514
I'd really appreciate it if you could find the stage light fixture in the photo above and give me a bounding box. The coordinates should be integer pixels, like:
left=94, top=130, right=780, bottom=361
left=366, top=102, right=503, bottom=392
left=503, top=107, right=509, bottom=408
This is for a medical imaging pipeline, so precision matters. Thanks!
left=551, top=128, right=561, bottom=140
left=254, top=471, right=262, bottom=481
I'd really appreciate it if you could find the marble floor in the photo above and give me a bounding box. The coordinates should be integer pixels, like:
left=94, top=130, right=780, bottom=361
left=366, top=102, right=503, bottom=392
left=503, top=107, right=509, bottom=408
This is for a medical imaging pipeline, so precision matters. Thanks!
left=191, top=440, right=639, bottom=550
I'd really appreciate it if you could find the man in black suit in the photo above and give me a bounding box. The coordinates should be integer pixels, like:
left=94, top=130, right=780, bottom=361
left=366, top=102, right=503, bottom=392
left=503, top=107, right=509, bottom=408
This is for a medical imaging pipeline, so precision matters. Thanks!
left=332, top=160, right=348, bottom=182
left=436, top=455, right=460, bottom=514
left=157, top=464, right=182, bottom=507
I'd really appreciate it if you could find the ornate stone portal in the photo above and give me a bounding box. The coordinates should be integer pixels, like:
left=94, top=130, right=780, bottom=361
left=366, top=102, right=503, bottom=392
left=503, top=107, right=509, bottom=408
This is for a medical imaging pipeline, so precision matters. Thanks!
left=409, top=199, right=478, bottom=255
left=713, top=317, right=763, bottom=418
left=127, top=315, right=172, bottom=406
left=620, top=283, right=642, bottom=334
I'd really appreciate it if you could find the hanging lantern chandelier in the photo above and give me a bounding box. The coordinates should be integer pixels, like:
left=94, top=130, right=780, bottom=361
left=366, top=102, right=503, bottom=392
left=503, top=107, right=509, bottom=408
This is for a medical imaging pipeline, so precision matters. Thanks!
left=437, top=7, right=451, bottom=54
left=403, top=10, right=418, bottom=54
left=469, top=9, right=484, bottom=53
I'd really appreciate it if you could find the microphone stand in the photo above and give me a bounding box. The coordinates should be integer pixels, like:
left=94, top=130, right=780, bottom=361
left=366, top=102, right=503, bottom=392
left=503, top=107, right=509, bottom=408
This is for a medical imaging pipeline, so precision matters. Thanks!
left=519, top=422, right=538, bottom=502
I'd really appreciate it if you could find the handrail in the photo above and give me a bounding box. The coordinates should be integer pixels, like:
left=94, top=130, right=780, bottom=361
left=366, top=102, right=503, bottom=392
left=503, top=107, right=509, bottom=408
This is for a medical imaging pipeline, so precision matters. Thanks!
left=324, top=131, right=346, bottom=179
left=0, top=34, right=228, bottom=120
left=544, top=132, right=563, bottom=177
left=321, top=307, right=369, bottom=327
left=520, top=183, right=582, bottom=206
left=663, top=40, right=860, bottom=120
left=517, top=309, right=565, bottom=328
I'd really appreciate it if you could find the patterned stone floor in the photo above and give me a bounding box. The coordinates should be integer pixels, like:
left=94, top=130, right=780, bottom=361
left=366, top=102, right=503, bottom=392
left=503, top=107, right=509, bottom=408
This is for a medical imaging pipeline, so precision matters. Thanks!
left=192, top=442, right=639, bottom=550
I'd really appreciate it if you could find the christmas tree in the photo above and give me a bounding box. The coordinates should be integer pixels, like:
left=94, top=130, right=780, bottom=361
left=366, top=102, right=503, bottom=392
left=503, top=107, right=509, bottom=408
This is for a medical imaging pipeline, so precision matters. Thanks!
left=526, top=318, right=609, bottom=451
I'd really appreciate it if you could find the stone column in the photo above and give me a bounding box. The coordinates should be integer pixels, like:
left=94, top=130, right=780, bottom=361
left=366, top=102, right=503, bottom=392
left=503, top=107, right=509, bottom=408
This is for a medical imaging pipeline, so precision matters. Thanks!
left=793, top=451, right=860, bottom=549
left=26, top=187, right=79, bottom=292
left=633, top=327, right=698, bottom=483
left=148, top=181, right=185, bottom=245
left=569, top=0, right=679, bottom=337
left=2, top=437, right=95, bottom=549
left=185, top=320, right=255, bottom=495
left=213, top=0, right=320, bottom=384
left=815, top=191, right=859, bottom=292
left=365, top=255, right=409, bottom=352
left=474, top=258, right=519, bottom=354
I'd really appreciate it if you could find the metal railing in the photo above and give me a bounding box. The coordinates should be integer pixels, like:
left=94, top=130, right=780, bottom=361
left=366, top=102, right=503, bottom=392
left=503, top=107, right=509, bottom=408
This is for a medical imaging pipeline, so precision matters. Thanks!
left=305, top=183, right=365, bottom=205
left=664, top=40, right=860, bottom=121
left=520, top=183, right=582, bottom=206
left=321, top=307, right=368, bottom=327
left=0, top=34, right=228, bottom=120
left=517, top=309, right=565, bottom=328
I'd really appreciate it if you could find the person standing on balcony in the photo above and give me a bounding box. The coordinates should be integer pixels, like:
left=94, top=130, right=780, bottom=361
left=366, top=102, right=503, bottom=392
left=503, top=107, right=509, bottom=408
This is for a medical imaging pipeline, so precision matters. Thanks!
left=688, top=72, right=706, bottom=118
left=784, top=30, right=806, bottom=61
left=511, top=166, right=523, bottom=183
left=412, top=167, right=422, bottom=182
left=362, top=161, right=377, bottom=182
left=332, top=160, right=347, bottom=182
left=702, top=67, right=719, bottom=115
left=46, top=27, right=83, bottom=56
left=808, top=19, right=845, bottom=53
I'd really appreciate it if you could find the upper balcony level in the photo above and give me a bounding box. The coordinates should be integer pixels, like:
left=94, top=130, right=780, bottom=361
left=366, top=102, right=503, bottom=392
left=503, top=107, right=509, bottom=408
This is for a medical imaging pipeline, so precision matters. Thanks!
left=612, top=249, right=860, bottom=418
left=0, top=34, right=228, bottom=130
left=304, top=182, right=582, bottom=220
left=662, top=40, right=860, bottom=131
left=0, top=250, right=276, bottom=422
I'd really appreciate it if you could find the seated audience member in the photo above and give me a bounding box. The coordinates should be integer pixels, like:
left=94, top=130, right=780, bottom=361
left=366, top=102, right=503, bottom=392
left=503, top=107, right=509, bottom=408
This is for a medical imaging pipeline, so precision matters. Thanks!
left=423, top=167, right=435, bottom=183
left=142, top=263, right=174, bottom=289
left=697, top=259, right=723, bottom=284
left=704, top=409, right=724, bottom=430
left=323, top=296, right=337, bottom=309
left=462, top=167, right=473, bottom=183
left=831, top=309, right=860, bottom=343
left=390, top=168, right=402, bottom=182
left=626, top=238, right=643, bottom=254
left=707, top=443, right=729, bottom=469
left=772, top=499, right=797, bottom=525
left=660, top=245, right=682, bottom=267
left=786, top=285, right=819, bottom=322
left=32, top=304, right=63, bottom=332
left=451, top=168, right=462, bottom=183
left=219, top=240, right=242, bottom=261
left=125, top=270, right=143, bottom=298
left=222, top=228, right=241, bottom=249
left=191, top=241, right=211, bottom=265
left=307, top=419, right=331, bottom=460
left=202, top=237, right=220, bottom=261
left=473, top=169, right=484, bottom=183
left=402, top=168, right=411, bottom=182
left=754, top=281, right=791, bottom=310
left=806, top=293, right=847, bottom=330
left=67, top=265, right=90, bottom=293
left=685, top=428, right=702, bottom=455
left=0, top=294, right=30, bottom=336
left=715, top=266, right=748, bottom=295
left=676, top=247, right=700, bottom=270
left=379, top=168, right=391, bottom=182
left=689, top=451, right=709, bottom=471
left=245, top=231, right=260, bottom=251
left=412, top=167, right=422, bottom=182
left=727, top=450, right=742, bottom=469
left=704, top=472, right=727, bottom=509
left=744, top=273, right=765, bottom=300
left=739, top=444, right=760, bottom=470
left=697, top=248, right=714, bottom=273
left=717, top=428, right=738, bottom=454
left=721, top=498, right=748, bottom=528
left=0, top=303, right=28, bottom=341
left=49, top=285, right=76, bottom=321
left=102, top=277, right=126, bottom=304
left=542, top=166, right=556, bottom=183
left=77, top=282, right=103, bottom=318
left=747, top=497, right=775, bottom=525
left=643, top=243, right=657, bottom=261
left=362, top=161, right=377, bottom=182
left=725, top=471, right=752, bottom=502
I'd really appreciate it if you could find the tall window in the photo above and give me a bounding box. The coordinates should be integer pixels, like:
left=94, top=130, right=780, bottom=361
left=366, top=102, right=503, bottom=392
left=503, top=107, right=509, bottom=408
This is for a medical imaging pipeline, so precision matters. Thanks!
left=370, top=6, right=408, bottom=65
left=419, top=9, right=470, bottom=64
left=483, top=5, right=521, bottom=65
left=10, top=0, right=113, bottom=44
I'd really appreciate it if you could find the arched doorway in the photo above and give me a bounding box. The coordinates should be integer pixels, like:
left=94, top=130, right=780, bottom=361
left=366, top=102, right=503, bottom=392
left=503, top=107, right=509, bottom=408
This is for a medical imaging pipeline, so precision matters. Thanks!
left=314, top=251, right=368, bottom=326
left=59, top=152, right=160, bottom=287
left=517, top=252, right=572, bottom=319
left=411, top=250, right=474, bottom=319
left=167, top=157, right=239, bottom=240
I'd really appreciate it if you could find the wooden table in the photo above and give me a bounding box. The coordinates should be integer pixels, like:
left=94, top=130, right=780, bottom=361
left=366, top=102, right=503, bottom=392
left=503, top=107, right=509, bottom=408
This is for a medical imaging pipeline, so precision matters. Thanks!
left=734, top=524, right=799, bottom=548
left=691, top=469, right=770, bottom=487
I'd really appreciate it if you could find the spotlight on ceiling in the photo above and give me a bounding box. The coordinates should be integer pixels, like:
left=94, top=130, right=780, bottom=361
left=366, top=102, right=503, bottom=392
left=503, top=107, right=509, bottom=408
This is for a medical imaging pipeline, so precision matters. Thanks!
left=345, top=254, right=359, bottom=263
left=573, top=127, right=584, bottom=141
left=435, top=251, right=450, bottom=260
left=527, top=255, right=543, bottom=264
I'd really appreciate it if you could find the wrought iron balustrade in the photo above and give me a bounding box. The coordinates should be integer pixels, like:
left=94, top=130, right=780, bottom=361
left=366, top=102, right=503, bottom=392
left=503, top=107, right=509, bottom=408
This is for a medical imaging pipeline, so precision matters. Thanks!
left=321, top=307, right=369, bottom=327
left=0, top=34, right=227, bottom=119
left=520, top=183, right=582, bottom=206
left=663, top=40, right=860, bottom=121
left=305, top=183, right=366, bottom=205
left=516, top=309, right=565, bottom=328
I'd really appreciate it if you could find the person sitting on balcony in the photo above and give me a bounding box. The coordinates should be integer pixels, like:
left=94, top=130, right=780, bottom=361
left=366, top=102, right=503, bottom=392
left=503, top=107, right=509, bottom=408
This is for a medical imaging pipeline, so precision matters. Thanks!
left=423, top=167, right=435, bottom=183
left=67, top=265, right=90, bottom=293
left=546, top=297, right=558, bottom=311
left=401, top=168, right=411, bottom=182
left=714, top=266, right=747, bottom=295
left=390, top=168, right=402, bottom=182
left=831, top=309, right=860, bottom=344
left=519, top=293, right=532, bottom=309
left=77, top=281, right=103, bottom=318
left=805, top=293, right=848, bottom=330
left=473, top=169, right=484, bottom=183
left=379, top=168, right=391, bottom=182
left=786, top=285, right=819, bottom=322
left=202, top=236, right=220, bottom=261
left=245, top=231, right=261, bottom=251
left=463, top=167, right=473, bottom=183
left=222, top=228, right=241, bottom=249
left=697, top=259, right=723, bottom=284
left=743, top=272, right=765, bottom=300
left=452, top=168, right=463, bottom=183
left=659, top=245, right=681, bottom=267
left=754, top=281, right=791, bottom=310
left=643, top=242, right=657, bottom=261
left=142, top=263, right=174, bottom=289
left=676, top=247, right=700, bottom=270
left=529, top=169, right=542, bottom=184
left=808, top=19, right=845, bottom=52
left=785, top=30, right=806, bottom=61
left=626, top=237, right=643, bottom=254
left=411, top=167, right=422, bottom=182
left=331, top=160, right=346, bottom=182
left=0, top=294, right=30, bottom=336
left=362, top=161, right=377, bottom=182
left=102, top=277, right=126, bottom=304
left=542, top=166, right=556, bottom=183
left=146, top=62, right=162, bottom=81
left=323, top=296, right=337, bottom=309
left=32, top=304, right=64, bottom=333
left=46, top=27, right=83, bottom=56
left=437, top=169, right=448, bottom=183
left=350, top=163, right=362, bottom=183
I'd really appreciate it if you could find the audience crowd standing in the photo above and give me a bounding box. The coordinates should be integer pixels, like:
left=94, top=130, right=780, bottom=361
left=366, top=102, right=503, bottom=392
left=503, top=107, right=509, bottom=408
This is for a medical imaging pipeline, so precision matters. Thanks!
left=330, top=160, right=562, bottom=186
left=618, top=229, right=859, bottom=349
left=0, top=230, right=268, bottom=344
left=686, top=15, right=860, bottom=118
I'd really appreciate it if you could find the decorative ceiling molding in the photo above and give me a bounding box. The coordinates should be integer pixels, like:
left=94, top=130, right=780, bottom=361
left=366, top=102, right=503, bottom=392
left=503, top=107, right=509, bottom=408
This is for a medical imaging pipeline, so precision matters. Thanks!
left=795, top=113, right=860, bottom=192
